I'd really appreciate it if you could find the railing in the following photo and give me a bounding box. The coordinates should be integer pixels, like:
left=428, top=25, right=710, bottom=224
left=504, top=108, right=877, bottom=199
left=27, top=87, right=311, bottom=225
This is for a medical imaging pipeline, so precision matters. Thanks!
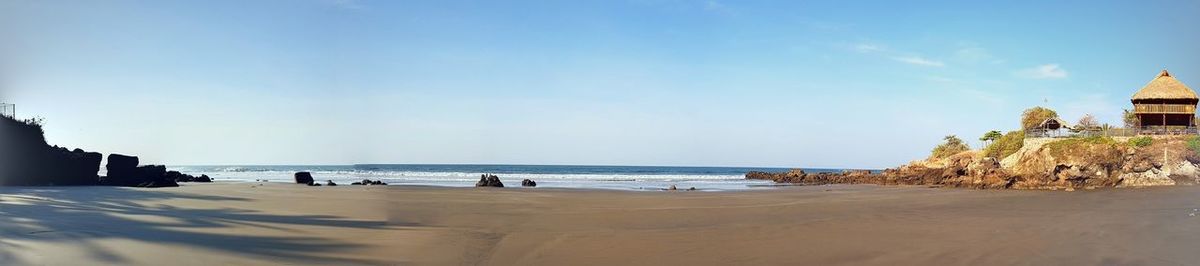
left=1133, top=104, right=1196, bottom=114
left=0, top=103, right=12, bottom=118
left=1026, top=126, right=1198, bottom=138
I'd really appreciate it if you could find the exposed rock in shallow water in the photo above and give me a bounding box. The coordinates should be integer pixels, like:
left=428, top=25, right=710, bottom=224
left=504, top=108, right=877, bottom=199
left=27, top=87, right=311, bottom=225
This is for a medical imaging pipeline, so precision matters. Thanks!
left=476, top=174, right=504, bottom=187
left=295, top=172, right=315, bottom=185
left=521, top=179, right=537, bottom=187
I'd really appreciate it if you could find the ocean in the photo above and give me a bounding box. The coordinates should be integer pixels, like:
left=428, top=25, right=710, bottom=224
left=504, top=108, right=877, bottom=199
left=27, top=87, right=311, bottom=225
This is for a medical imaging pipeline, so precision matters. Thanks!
left=166, top=164, right=851, bottom=191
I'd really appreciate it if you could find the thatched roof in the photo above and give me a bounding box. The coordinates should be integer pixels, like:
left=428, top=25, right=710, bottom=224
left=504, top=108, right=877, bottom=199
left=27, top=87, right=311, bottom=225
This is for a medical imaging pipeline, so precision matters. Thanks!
left=1131, top=70, right=1197, bottom=100
left=1037, top=117, right=1069, bottom=130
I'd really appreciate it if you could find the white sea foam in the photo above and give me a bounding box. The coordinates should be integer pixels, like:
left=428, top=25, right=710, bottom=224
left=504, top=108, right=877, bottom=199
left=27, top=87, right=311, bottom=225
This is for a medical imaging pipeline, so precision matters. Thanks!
left=167, top=166, right=781, bottom=191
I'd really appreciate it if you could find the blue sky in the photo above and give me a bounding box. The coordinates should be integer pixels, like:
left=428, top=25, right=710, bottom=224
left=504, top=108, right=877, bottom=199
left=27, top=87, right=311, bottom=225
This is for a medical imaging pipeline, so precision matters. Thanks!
left=2, top=0, right=1198, bottom=168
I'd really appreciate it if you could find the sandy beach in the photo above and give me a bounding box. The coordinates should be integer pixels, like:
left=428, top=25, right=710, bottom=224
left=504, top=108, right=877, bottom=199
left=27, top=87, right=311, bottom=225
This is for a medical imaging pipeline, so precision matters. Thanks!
left=3, top=183, right=1200, bottom=265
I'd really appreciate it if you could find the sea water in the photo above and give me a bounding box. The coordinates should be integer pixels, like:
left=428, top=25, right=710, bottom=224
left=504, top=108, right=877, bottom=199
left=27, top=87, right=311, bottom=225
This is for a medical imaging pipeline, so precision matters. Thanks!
left=167, top=164, right=851, bottom=191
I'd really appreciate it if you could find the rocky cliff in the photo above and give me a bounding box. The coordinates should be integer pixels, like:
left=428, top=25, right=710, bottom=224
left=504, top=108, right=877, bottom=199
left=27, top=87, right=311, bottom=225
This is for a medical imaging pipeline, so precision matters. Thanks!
left=1, top=115, right=200, bottom=187
left=748, top=136, right=1200, bottom=190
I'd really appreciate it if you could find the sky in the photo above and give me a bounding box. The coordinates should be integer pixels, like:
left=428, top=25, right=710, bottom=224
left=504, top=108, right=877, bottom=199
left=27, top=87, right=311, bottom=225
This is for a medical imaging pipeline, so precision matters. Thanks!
left=2, top=0, right=1199, bottom=168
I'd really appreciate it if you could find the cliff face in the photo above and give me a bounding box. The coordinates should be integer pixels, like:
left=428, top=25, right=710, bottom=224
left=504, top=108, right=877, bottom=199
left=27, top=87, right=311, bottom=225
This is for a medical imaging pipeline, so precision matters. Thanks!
left=1, top=115, right=184, bottom=187
left=1, top=115, right=103, bottom=186
left=748, top=137, right=1200, bottom=190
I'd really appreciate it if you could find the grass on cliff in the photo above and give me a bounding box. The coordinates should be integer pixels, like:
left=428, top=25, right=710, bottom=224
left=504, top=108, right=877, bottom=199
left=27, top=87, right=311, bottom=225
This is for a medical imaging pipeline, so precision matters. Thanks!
left=1043, top=136, right=1123, bottom=165
left=982, top=130, right=1024, bottom=159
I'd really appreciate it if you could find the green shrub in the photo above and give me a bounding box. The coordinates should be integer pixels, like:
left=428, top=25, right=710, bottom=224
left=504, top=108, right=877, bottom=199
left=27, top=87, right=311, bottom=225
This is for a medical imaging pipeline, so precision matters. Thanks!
left=982, top=130, right=1024, bottom=159
left=930, top=135, right=970, bottom=159
left=1127, top=136, right=1153, bottom=147
left=1186, top=136, right=1200, bottom=161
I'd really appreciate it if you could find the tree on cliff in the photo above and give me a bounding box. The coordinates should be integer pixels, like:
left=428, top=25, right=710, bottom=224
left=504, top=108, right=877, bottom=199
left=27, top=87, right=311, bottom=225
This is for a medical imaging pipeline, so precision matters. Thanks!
left=930, top=135, right=970, bottom=159
left=1072, top=114, right=1098, bottom=133
left=1021, top=106, right=1059, bottom=130
left=980, top=130, right=1002, bottom=146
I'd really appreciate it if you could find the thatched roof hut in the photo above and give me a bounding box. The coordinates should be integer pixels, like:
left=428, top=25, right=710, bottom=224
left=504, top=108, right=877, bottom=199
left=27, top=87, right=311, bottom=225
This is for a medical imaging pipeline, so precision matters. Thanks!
left=1130, top=70, right=1198, bottom=133
left=1036, top=117, right=1069, bottom=130
left=1131, top=70, right=1197, bottom=101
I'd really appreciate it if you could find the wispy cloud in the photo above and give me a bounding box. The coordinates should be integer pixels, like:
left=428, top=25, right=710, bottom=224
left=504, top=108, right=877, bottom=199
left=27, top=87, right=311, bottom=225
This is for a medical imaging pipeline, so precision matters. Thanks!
left=1017, top=64, right=1068, bottom=79
left=853, top=43, right=885, bottom=53
left=891, top=56, right=945, bottom=67
left=704, top=0, right=724, bottom=11
left=702, top=0, right=736, bottom=16
left=953, top=47, right=1003, bottom=64
left=325, top=0, right=363, bottom=10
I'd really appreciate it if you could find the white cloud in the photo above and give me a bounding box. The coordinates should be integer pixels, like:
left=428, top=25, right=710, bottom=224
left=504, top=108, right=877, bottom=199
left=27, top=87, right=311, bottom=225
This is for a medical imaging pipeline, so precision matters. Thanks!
left=891, top=56, right=945, bottom=67
left=326, top=0, right=363, bottom=10
left=953, top=47, right=1004, bottom=64
left=1017, top=64, right=1068, bottom=79
left=853, top=44, right=885, bottom=53
left=704, top=0, right=724, bottom=10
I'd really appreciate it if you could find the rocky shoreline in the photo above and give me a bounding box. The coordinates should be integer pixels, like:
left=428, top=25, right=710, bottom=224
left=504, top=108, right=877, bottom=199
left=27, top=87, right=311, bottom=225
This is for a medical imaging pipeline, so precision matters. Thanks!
left=1, top=115, right=209, bottom=188
left=747, top=136, right=1200, bottom=190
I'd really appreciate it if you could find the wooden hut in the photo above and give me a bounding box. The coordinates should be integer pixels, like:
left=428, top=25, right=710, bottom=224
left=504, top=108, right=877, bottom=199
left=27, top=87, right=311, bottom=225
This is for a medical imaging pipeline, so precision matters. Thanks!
left=1131, top=70, right=1198, bottom=134
left=1028, top=117, right=1070, bottom=137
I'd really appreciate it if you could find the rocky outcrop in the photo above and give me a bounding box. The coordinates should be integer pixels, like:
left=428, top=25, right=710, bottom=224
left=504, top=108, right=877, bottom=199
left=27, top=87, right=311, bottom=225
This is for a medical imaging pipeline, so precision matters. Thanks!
left=100, top=159, right=179, bottom=188
left=295, top=172, right=315, bottom=185
left=325, top=180, right=338, bottom=186
left=351, top=179, right=388, bottom=185
left=476, top=174, right=504, bottom=187
left=521, top=179, right=537, bottom=187
left=2, top=115, right=201, bottom=187
left=350, top=178, right=386, bottom=184
left=750, top=137, right=1200, bottom=190
left=166, top=171, right=213, bottom=183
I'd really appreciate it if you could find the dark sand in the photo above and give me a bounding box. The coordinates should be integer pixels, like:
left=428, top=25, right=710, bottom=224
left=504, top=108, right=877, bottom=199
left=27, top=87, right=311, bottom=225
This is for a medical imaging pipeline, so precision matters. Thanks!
left=3, top=183, right=1200, bottom=265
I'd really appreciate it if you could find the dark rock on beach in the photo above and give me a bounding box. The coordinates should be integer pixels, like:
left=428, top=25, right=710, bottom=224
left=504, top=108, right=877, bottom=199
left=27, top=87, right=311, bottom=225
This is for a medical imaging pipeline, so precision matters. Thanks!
left=476, top=174, right=504, bottom=187
left=352, top=179, right=387, bottom=185
left=326, top=180, right=338, bottom=186
left=100, top=160, right=179, bottom=188
left=295, top=172, right=315, bottom=185
left=521, top=179, right=537, bottom=187
left=105, top=154, right=139, bottom=181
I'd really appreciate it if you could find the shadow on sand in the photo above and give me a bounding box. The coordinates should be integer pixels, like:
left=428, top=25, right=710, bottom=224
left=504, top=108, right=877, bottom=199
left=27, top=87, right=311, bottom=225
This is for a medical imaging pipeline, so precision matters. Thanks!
left=0, top=186, right=399, bottom=265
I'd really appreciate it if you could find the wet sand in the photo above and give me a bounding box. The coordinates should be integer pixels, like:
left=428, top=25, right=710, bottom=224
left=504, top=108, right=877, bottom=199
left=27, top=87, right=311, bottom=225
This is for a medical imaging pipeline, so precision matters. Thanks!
left=3, top=183, right=1200, bottom=265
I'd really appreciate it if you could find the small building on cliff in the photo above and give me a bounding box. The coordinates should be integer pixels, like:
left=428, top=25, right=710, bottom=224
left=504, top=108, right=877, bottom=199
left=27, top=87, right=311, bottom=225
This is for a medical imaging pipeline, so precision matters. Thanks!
left=1131, top=70, right=1198, bottom=134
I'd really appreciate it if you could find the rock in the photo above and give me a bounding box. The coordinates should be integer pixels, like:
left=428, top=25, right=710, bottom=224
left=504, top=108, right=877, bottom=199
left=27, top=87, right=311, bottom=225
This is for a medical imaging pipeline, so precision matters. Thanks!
left=1119, top=169, right=1175, bottom=187
left=308, top=183, right=322, bottom=186
left=521, top=179, right=537, bottom=187
left=326, top=180, right=337, bottom=186
left=101, top=164, right=178, bottom=188
left=195, top=174, right=212, bottom=182
left=475, top=174, right=504, bottom=187
left=668, top=185, right=677, bottom=191
left=106, top=154, right=139, bottom=180
left=352, top=179, right=387, bottom=185
left=295, top=172, right=315, bottom=185
left=687, top=187, right=697, bottom=191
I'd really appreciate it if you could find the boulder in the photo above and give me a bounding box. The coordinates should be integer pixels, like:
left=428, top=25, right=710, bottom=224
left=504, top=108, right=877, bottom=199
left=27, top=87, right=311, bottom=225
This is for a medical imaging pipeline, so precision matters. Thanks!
left=475, top=174, right=504, bottom=187
left=295, top=172, right=315, bottom=185
left=326, top=180, right=338, bottom=186
left=106, top=154, right=139, bottom=180
left=101, top=164, right=178, bottom=188
left=521, top=179, right=537, bottom=187
left=195, top=174, right=212, bottom=182
left=351, top=179, right=387, bottom=185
